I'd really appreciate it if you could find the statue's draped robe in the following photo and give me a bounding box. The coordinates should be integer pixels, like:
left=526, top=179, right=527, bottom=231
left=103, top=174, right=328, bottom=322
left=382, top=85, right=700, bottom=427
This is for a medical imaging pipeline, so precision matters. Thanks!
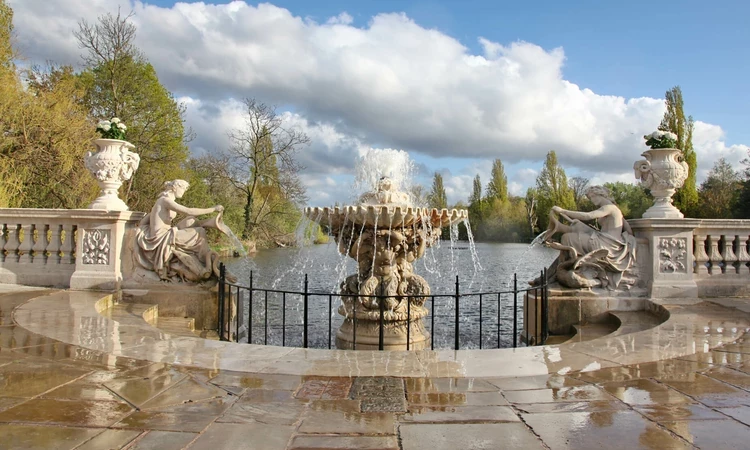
left=134, top=214, right=218, bottom=282
left=561, top=228, right=637, bottom=288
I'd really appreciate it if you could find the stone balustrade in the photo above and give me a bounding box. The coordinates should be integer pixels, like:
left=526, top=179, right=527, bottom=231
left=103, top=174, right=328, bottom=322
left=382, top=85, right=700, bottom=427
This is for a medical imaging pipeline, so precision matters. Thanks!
left=629, top=218, right=750, bottom=298
left=692, top=219, right=750, bottom=297
left=0, top=209, right=143, bottom=290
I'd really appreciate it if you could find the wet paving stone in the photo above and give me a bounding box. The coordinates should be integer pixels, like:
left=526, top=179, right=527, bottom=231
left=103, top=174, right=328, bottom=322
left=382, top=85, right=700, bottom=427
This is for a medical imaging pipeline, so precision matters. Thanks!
left=0, top=423, right=102, bottom=450
left=298, top=399, right=396, bottom=435
left=209, top=371, right=302, bottom=390
left=574, top=359, right=713, bottom=384
left=0, top=397, right=132, bottom=427
left=289, top=434, right=399, bottom=450
left=659, top=373, right=750, bottom=407
left=400, top=423, right=543, bottom=450
left=662, top=419, right=750, bottom=449
left=0, top=359, right=90, bottom=397
left=104, top=369, right=188, bottom=407
left=523, top=410, right=693, bottom=449
left=601, top=379, right=694, bottom=405
left=634, top=403, right=726, bottom=421
left=503, top=385, right=614, bottom=404
left=219, top=396, right=307, bottom=426
left=717, top=405, right=750, bottom=425
left=487, top=374, right=586, bottom=391
left=350, top=377, right=406, bottom=412
left=189, top=422, right=294, bottom=450
left=407, top=391, right=509, bottom=406
left=701, top=366, right=750, bottom=390
left=113, top=410, right=216, bottom=432
left=402, top=405, right=520, bottom=423
left=405, top=377, right=499, bottom=393
left=513, top=400, right=628, bottom=414
left=126, top=430, right=199, bottom=450
left=74, top=429, right=142, bottom=450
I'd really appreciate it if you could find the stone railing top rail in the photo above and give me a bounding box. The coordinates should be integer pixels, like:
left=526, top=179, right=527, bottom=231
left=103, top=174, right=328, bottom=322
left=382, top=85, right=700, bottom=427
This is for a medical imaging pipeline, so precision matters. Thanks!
left=304, top=205, right=468, bottom=229
left=629, top=218, right=750, bottom=233
left=0, top=208, right=145, bottom=222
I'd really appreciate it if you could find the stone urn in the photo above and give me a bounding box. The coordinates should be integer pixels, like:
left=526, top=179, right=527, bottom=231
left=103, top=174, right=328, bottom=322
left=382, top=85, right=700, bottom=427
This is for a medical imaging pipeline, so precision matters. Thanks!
left=85, top=138, right=141, bottom=211
left=633, top=148, right=689, bottom=219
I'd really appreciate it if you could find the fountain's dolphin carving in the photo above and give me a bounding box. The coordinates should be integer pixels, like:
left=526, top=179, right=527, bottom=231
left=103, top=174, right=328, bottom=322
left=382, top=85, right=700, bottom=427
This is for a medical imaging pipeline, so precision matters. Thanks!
left=134, top=179, right=237, bottom=284
left=539, top=185, right=637, bottom=290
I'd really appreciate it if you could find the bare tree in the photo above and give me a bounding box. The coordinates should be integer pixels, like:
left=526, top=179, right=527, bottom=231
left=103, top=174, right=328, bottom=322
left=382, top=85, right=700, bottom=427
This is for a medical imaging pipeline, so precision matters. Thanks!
left=569, top=176, right=590, bottom=209
left=74, top=9, right=138, bottom=117
left=213, top=98, right=310, bottom=240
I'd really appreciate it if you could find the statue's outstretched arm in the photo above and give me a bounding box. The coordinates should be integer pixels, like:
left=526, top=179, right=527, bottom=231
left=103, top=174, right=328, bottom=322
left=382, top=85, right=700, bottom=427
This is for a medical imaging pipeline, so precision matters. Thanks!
left=163, top=198, right=222, bottom=217
left=554, top=206, right=610, bottom=222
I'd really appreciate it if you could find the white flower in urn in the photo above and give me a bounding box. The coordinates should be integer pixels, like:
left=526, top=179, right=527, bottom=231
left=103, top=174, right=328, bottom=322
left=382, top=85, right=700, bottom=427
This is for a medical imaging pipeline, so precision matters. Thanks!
left=96, top=117, right=128, bottom=141
left=644, top=130, right=678, bottom=149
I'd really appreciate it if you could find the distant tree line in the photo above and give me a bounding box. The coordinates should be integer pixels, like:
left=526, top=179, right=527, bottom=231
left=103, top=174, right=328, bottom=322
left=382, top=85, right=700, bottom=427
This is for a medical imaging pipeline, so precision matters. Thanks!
left=425, top=86, right=750, bottom=242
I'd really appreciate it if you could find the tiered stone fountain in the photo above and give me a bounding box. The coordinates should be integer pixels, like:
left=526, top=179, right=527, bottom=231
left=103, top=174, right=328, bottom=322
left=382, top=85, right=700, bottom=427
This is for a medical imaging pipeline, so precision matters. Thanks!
left=305, top=176, right=467, bottom=350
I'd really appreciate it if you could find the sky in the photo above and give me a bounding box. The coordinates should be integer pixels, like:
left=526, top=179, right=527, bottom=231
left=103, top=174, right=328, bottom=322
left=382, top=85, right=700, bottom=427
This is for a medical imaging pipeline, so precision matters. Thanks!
left=8, top=0, right=750, bottom=206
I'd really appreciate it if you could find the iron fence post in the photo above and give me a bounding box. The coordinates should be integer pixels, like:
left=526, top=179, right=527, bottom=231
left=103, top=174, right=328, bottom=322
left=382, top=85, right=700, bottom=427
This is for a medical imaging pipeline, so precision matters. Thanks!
left=454, top=275, right=460, bottom=350
left=218, top=263, right=225, bottom=341
left=303, top=274, right=309, bottom=349
left=378, top=277, right=385, bottom=351
left=542, top=267, right=548, bottom=344
left=513, top=273, right=518, bottom=348
left=248, top=271, right=253, bottom=344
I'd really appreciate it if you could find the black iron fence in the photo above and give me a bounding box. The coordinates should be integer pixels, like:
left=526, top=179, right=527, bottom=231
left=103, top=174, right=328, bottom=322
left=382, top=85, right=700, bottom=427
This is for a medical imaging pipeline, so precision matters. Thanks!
left=217, top=263, right=549, bottom=350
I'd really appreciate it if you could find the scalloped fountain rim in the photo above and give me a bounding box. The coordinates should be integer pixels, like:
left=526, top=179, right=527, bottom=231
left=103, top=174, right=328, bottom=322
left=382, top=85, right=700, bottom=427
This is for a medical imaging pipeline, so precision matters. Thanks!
left=304, top=205, right=468, bottom=228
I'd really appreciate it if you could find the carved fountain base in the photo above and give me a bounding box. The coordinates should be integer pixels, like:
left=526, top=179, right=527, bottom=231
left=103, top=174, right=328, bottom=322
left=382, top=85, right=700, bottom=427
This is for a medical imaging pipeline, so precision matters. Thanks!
left=336, top=316, right=430, bottom=350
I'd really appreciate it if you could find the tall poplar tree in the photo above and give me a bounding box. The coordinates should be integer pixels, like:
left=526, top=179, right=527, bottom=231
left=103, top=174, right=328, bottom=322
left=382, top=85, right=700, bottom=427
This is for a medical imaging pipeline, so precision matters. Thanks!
left=535, top=151, right=575, bottom=230
left=427, top=172, right=448, bottom=209
left=659, top=86, right=698, bottom=216
left=485, top=159, right=508, bottom=202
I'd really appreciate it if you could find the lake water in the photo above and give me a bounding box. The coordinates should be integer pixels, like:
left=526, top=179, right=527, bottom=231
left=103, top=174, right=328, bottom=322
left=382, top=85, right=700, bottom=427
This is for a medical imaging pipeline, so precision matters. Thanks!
left=223, top=241, right=557, bottom=349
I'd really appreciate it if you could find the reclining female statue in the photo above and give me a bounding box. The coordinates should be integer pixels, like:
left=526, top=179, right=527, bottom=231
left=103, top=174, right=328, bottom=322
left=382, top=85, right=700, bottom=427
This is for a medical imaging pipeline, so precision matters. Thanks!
left=134, top=180, right=235, bottom=283
left=541, top=185, right=637, bottom=290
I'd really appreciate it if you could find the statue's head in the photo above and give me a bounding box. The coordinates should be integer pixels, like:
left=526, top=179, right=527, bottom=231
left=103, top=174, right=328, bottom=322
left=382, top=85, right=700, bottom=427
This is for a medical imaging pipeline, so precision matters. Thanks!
left=585, top=185, right=612, bottom=204
left=163, top=179, right=190, bottom=198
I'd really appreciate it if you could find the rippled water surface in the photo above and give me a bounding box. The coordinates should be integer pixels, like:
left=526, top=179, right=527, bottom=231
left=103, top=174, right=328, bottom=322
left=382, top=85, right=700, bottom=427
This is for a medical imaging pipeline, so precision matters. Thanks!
left=223, top=241, right=557, bottom=349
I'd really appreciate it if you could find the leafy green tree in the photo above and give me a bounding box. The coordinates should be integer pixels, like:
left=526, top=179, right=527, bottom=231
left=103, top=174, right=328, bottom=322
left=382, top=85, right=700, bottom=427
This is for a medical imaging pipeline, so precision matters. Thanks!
left=697, top=158, right=740, bottom=218
left=427, top=172, right=448, bottom=209
left=603, top=182, right=651, bottom=219
left=659, top=86, right=698, bottom=216
left=525, top=187, right=538, bottom=237
left=75, top=11, right=190, bottom=212
left=485, top=159, right=508, bottom=202
left=467, top=174, right=485, bottom=237
left=535, top=151, right=575, bottom=230
left=0, top=0, right=12, bottom=70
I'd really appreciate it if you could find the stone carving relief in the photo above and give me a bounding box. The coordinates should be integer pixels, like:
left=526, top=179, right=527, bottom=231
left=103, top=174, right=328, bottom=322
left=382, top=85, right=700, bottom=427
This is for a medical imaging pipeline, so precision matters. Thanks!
left=538, top=185, right=637, bottom=290
left=82, top=229, right=110, bottom=265
left=85, top=139, right=141, bottom=211
left=659, top=237, right=688, bottom=273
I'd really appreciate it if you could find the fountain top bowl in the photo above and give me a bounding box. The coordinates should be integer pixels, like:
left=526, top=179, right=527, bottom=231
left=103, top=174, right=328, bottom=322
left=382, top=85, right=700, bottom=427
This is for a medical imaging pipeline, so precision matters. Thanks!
left=304, top=205, right=467, bottom=229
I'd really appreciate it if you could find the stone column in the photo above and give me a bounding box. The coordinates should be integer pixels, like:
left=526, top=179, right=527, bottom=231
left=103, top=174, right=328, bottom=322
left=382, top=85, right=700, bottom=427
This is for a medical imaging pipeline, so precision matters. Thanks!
left=629, top=218, right=701, bottom=298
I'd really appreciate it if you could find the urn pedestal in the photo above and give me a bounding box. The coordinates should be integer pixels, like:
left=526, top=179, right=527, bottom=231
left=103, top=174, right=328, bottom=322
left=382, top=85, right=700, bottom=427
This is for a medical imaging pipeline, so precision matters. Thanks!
left=634, top=148, right=689, bottom=219
left=85, top=139, right=140, bottom=211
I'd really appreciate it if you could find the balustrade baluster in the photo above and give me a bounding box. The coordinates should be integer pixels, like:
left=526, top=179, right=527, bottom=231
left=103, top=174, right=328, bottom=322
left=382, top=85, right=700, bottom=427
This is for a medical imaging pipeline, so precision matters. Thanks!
left=721, top=235, right=739, bottom=274
left=47, top=224, right=63, bottom=264
left=707, top=235, right=723, bottom=275
left=693, top=234, right=709, bottom=275
left=31, top=224, right=48, bottom=264
left=60, top=224, right=75, bottom=264
left=0, top=224, right=6, bottom=263
left=737, top=235, right=750, bottom=276
left=4, top=224, right=20, bottom=263
left=17, top=224, right=34, bottom=264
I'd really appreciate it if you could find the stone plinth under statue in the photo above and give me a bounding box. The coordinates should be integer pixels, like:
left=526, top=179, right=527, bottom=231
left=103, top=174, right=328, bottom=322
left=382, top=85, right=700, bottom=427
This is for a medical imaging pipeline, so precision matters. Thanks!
left=305, top=176, right=467, bottom=350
